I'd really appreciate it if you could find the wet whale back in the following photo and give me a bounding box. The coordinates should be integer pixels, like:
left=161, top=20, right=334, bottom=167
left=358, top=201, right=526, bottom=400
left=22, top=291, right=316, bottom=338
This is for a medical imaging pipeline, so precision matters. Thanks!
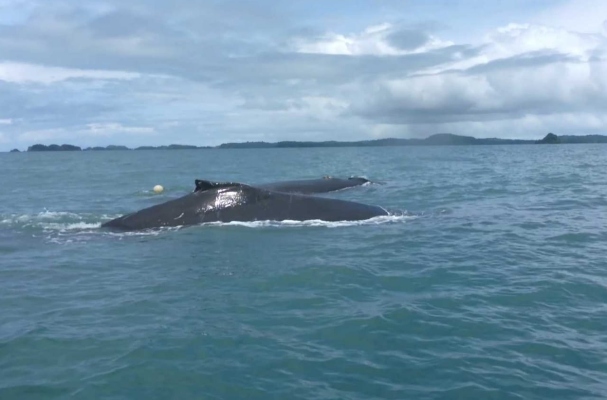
left=102, top=182, right=257, bottom=230
left=256, top=176, right=369, bottom=194
left=206, top=188, right=385, bottom=223
left=101, top=179, right=387, bottom=231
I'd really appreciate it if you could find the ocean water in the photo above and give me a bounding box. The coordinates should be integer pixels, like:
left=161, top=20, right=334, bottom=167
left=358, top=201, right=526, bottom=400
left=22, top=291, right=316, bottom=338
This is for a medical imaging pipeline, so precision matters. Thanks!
left=1, top=145, right=607, bottom=399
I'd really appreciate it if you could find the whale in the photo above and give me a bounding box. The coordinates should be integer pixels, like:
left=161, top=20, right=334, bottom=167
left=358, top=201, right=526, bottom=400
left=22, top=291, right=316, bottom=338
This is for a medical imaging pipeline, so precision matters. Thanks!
left=101, top=179, right=388, bottom=231
left=255, top=176, right=370, bottom=194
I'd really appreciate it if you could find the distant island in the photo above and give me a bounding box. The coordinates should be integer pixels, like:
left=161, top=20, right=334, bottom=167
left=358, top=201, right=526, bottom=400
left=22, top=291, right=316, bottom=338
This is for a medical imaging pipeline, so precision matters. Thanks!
left=27, top=144, right=83, bottom=152
left=8, top=132, right=607, bottom=152
left=24, top=143, right=213, bottom=152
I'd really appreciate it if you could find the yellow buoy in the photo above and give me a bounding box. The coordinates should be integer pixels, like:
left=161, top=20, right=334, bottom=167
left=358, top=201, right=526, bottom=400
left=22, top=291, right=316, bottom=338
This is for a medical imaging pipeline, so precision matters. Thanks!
left=153, top=185, right=164, bottom=194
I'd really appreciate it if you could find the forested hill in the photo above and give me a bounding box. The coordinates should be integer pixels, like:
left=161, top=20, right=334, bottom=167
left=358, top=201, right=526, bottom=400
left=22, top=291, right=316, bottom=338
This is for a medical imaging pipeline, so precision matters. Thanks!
left=14, top=133, right=607, bottom=152
left=217, top=133, right=607, bottom=148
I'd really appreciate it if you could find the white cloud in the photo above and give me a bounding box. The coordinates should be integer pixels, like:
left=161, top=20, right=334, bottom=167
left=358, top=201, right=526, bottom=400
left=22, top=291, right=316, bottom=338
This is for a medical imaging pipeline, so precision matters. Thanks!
left=17, top=123, right=156, bottom=144
left=85, top=123, right=156, bottom=136
left=485, top=23, right=602, bottom=59
left=18, top=128, right=68, bottom=142
left=292, top=23, right=453, bottom=56
left=350, top=21, right=607, bottom=131
left=2, top=1, right=607, bottom=151
left=377, top=57, right=606, bottom=115
left=421, top=23, right=605, bottom=75
left=534, top=0, right=607, bottom=34
left=0, top=62, right=139, bottom=84
left=288, top=19, right=607, bottom=139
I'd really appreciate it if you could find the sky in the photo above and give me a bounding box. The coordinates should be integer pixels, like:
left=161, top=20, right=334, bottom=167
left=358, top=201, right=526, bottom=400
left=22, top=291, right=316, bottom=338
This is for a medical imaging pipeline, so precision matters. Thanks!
left=1, top=0, right=607, bottom=150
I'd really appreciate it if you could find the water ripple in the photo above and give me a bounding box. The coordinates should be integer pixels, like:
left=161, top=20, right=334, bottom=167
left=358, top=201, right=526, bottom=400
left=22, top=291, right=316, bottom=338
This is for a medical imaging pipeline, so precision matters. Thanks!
left=3, top=146, right=607, bottom=399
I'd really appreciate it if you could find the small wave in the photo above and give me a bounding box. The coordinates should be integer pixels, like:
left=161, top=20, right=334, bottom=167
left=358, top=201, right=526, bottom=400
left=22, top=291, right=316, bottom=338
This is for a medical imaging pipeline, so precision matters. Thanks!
left=90, top=215, right=414, bottom=241
left=0, top=210, right=117, bottom=234
left=1, top=210, right=168, bottom=244
left=198, top=214, right=414, bottom=229
left=2, top=210, right=415, bottom=243
left=42, top=222, right=102, bottom=231
left=1, top=210, right=82, bottom=223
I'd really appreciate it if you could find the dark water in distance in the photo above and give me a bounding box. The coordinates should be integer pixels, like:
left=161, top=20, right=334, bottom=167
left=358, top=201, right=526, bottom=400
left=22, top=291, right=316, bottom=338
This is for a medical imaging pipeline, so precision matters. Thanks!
left=1, top=145, right=607, bottom=399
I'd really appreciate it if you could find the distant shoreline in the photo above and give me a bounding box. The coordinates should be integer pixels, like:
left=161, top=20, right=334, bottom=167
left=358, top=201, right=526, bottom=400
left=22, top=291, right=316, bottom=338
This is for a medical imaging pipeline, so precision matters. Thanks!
left=7, top=132, right=607, bottom=152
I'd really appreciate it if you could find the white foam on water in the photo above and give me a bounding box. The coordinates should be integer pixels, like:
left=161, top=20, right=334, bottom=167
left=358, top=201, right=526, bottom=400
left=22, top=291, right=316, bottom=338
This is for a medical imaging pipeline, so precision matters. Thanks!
left=2, top=209, right=416, bottom=243
left=105, top=226, right=181, bottom=237
left=96, top=214, right=415, bottom=240
left=2, top=210, right=81, bottom=224
left=42, top=222, right=102, bottom=231
left=0, top=210, right=117, bottom=233
left=198, top=214, right=414, bottom=229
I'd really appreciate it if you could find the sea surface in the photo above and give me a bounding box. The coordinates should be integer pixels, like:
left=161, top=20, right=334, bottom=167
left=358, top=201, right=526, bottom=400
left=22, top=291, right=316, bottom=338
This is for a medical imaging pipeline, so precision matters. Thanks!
left=1, top=145, right=607, bottom=399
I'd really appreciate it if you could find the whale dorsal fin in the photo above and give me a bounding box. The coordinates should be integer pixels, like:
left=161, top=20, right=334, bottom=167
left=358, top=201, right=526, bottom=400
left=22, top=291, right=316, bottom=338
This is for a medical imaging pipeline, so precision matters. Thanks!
left=194, top=179, right=224, bottom=192
left=194, top=179, right=243, bottom=192
left=349, top=176, right=369, bottom=182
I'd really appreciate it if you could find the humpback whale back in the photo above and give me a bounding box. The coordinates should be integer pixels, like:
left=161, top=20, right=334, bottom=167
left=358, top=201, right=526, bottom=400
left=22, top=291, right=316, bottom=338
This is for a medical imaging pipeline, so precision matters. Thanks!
left=102, top=179, right=387, bottom=231
left=194, top=179, right=240, bottom=192
left=256, top=176, right=370, bottom=194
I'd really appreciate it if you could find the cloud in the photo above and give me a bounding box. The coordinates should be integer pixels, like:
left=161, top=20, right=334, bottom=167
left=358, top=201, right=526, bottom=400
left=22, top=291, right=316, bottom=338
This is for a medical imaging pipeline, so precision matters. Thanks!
left=291, top=23, right=453, bottom=55
left=16, top=123, right=156, bottom=146
left=352, top=55, right=607, bottom=124
left=0, top=62, right=139, bottom=84
left=18, top=128, right=69, bottom=143
left=387, top=29, right=431, bottom=51
left=348, top=22, right=607, bottom=130
left=534, top=0, right=607, bottom=34
left=1, top=0, right=607, bottom=150
left=85, top=123, right=156, bottom=136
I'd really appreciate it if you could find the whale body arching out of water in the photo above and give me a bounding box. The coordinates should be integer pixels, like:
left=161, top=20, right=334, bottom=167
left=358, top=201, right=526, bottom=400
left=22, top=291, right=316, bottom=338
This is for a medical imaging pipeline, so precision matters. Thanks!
left=101, top=176, right=388, bottom=231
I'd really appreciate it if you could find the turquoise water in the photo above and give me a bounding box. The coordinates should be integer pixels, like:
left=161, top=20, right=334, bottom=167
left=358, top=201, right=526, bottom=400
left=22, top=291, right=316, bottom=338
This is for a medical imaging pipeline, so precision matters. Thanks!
left=2, top=145, right=607, bottom=399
